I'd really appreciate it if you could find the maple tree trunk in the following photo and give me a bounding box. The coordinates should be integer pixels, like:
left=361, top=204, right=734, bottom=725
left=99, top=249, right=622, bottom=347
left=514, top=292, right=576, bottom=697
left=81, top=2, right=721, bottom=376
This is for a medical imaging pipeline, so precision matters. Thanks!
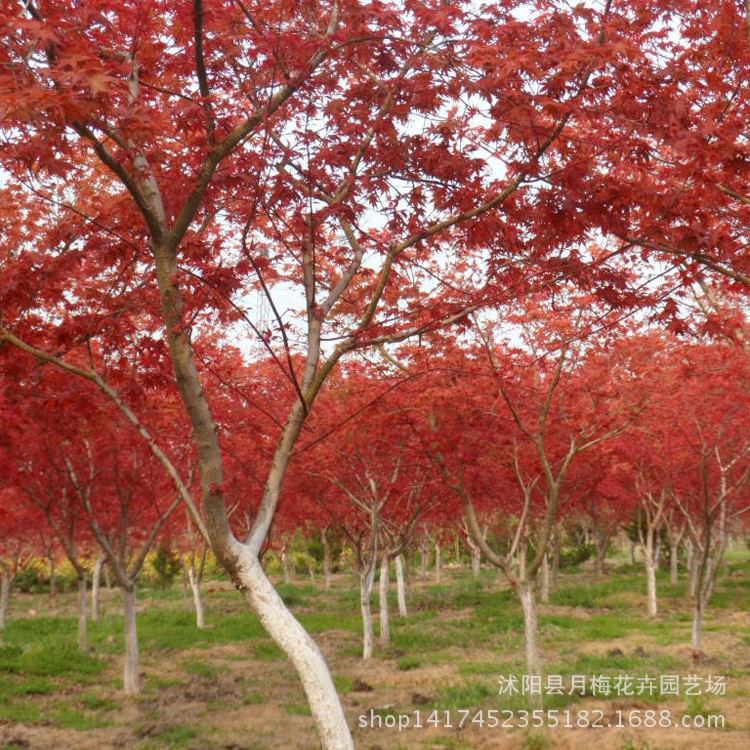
left=629, top=539, right=637, bottom=565
left=594, top=527, right=609, bottom=576
left=420, top=542, right=428, bottom=578
left=540, top=553, right=550, bottom=604
left=237, top=555, right=353, bottom=749
left=670, top=541, right=680, bottom=585
left=644, top=533, right=659, bottom=618
left=104, top=564, right=112, bottom=590
left=470, top=545, right=481, bottom=580
left=687, top=549, right=699, bottom=599
left=0, top=570, right=9, bottom=632
left=379, top=553, right=390, bottom=646
left=122, top=585, right=140, bottom=696
left=517, top=578, right=542, bottom=709
left=322, top=532, right=332, bottom=591
left=434, top=542, right=441, bottom=582
left=550, top=527, right=560, bottom=594
left=518, top=541, right=527, bottom=581
left=359, top=564, right=376, bottom=660
left=48, top=555, right=57, bottom=599
left=91, top=557, right=103, bottom=621
left=179, top=557, right=190, bottom=610
left=188, top=561, right=205, bottom=629
left=691, top=597, right=705, bottom=655
left=395, top=555, right=408, bottom=618
left=77, top=574, right=88, bottom=651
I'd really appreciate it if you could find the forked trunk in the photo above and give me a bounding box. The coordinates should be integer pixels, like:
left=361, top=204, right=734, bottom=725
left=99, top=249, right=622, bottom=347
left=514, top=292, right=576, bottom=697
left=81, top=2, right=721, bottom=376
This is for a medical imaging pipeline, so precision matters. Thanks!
left=77, top=574, right=88, bottom=651
left=122, top=585, right=139, bottom=696
left=395, top=555, right=408, bottom=618
left=379, top=553, right=390, bottom=646
left=237, top=555, right=354, bottom=750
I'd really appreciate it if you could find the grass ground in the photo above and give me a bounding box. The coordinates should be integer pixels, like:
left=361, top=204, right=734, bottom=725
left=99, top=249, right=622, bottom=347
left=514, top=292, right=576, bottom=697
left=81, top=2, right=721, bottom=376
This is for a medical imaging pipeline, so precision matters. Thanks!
left=0, top=556, right=748, bottom=749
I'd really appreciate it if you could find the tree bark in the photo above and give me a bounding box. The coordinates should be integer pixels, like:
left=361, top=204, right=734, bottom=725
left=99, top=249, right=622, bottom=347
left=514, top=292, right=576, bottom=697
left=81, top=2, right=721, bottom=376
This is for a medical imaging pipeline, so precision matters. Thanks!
left=238, top=555, right=353, bottom=749
left=644, top=543, right=659, bottom=618
left=188, top=561, right=206, bottom=629
left=0, top=570, right=10, bottom=632
left=517, top=577, right=542, bottom=709
left=91, top=557, right=103, bottom=621
left=323, top=531, right=332, bottom=591
left=359, top=563, right=376, bottom=660
left=77, top=574, right=88, bottom=651
left=540, top=553, right=550, bottom=604
left=379, top=553, right=390, bottom=646
left=594, top=526, right=609, bottom=576
left=395, top=555, right=408, bottom=618
left=122, top=585, right=140, bottom=696
left=434, top=541, right=441, bottom=582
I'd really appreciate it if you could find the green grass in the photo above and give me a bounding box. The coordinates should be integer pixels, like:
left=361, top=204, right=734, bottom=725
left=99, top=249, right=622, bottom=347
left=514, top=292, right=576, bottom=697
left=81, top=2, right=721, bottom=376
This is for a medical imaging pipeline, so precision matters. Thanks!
left=0, top=559, right=748, bottom=747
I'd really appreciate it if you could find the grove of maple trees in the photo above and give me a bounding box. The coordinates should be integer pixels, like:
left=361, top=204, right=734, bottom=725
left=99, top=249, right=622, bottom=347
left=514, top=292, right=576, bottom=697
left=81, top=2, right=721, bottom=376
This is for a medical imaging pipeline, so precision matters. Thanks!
left=1, top=0, right=750, bottom=747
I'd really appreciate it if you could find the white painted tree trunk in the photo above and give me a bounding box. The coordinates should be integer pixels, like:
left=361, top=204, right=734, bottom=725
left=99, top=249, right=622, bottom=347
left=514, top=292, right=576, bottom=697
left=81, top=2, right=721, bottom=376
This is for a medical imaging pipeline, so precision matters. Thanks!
left=470, top=545, right=481, bottom=579
left=77, top=574, right=88, bottom=651
left=395, top=555, right=408, bottom=618
left=518, top=543, right=527, bottom=581
left=691, top=598, right=704, bottom=654
left=0, top=571, right=9, bottom=631
left=359, top=564, right=376, bottom=660
left=188, top=562, right=205, bottom=629
left=122, top=586, right=140, bottom=696
left=540, top=554, right=549, bottom=604
left=434, top=542, right=441, bottom=582
left=644, top=539, right=658, bottom=618
left=517, top=579, right=542, bottom=708
left=91, top=557, right=103, bottom=621
left=379, top=554, right=390, bottom=646
left=238, top=555, right=354, bottom=749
